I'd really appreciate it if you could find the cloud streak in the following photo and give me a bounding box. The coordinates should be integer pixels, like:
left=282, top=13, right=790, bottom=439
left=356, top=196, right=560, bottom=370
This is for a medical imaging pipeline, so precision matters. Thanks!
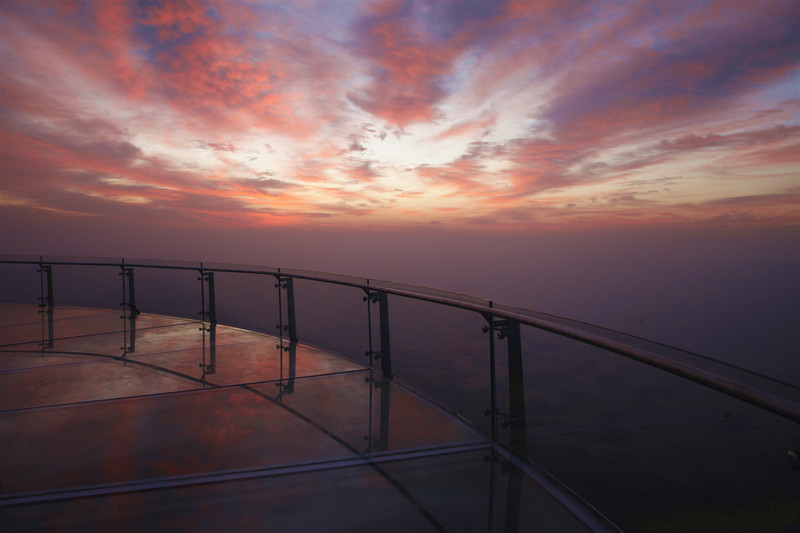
left=0, top=0, right=797, bottom=231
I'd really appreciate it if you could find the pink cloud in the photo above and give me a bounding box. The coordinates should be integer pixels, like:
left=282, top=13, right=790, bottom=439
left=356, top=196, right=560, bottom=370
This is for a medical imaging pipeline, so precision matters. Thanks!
left=141, top=0, right=212, bottom=40
left=1, top=0, right=797, bottom=233
left=347, top=1, right=472, bottom=127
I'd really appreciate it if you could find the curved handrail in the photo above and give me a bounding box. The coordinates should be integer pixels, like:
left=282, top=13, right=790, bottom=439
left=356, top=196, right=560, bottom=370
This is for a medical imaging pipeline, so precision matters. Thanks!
left=1, top=255, right=798, bottom=424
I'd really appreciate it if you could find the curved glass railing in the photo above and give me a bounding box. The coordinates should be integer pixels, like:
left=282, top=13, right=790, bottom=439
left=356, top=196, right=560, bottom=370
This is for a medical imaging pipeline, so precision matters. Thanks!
left=1, top=255, right=798, bottom=532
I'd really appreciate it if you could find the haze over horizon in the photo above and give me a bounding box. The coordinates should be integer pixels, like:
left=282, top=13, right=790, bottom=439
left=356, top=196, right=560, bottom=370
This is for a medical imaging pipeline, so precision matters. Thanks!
left=1, top=1, right=798, bottom=378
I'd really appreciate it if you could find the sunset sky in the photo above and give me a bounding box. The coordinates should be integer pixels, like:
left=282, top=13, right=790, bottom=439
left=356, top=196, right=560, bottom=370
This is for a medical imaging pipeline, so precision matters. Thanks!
left=0, top=0, right=799, bottom=375
left=1, top=0, right=797, bottom=231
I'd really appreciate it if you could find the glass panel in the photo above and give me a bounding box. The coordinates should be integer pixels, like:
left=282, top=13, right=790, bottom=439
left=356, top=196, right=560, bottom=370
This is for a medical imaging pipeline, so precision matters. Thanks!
left=386, top=295, right=491, bottom=434
left=291, top=278, right=370, bottom=364
left=0, top=262, right=40, bottom=305
left=1, top=448, right=597, bottom=533
left=50, top=264, right=120, bottom=310
left=133, top=267, right=201, bottom=321
left=0, top=356, right=201, bottom=410
left=1, top=385, right=358, bottom=495
left=1, top=369, right=483, bottom=493
left=0, top=459, right=447, bottom=532
left=518, top=325, right=800, bottom=532
left=498, top=301, right=800, bottom=397
left=211, top=271, right=278, bottom=334
left=248, top=372, right=482, bottom=455
left=0, top=308, right=366, bottom=404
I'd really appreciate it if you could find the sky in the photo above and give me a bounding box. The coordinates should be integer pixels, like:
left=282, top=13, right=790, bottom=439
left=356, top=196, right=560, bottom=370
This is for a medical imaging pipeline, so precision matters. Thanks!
left=1, top=1, right=799, bottom=372
left=1, top=0, right=798, bottom=231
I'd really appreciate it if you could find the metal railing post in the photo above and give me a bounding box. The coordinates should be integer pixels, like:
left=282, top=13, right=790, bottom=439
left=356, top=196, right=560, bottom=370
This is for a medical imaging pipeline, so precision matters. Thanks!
left=198, top=268, right=217, bottom=381
left=274, top=273, right=298, bottom=396
left=206, top=271, right=216, bottom=325
left=275, top=275, right=298, bottom=343
left=378, top=292, right=392, bottom=378
left=284, top=277, right=297, bottom=342
left=37, top=262, right=53, bottom=311
left=504, top=320, right=527, bottom=454
left=482, top=304, right=499, bottom=440
left=208, top=322, right=216, bottom=374
left=126, top=267, right=138, bottom=317
left=37, top=261, right=53, bottom=348
left=364, top=290, right=392, bottom=379
left=483, top=317, right=528, bottom=453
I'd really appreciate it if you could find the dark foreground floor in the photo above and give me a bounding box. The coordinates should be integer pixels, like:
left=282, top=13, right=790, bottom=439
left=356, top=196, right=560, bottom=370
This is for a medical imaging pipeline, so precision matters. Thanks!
left=0, top=304, right=599, bottom=532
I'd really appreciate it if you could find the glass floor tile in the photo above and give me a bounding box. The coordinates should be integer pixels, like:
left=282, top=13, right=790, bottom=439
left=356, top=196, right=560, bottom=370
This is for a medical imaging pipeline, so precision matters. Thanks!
left=0, top=304, right=606, bottom=532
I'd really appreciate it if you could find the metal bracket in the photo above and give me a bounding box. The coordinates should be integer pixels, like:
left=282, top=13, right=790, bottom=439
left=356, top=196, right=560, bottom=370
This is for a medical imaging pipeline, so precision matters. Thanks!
left=482, top=314, right=527, bottom=452
left=274, top=275, right=298, bottom=342
left=198, top=271, right=216, bottom=324
left=483, top=407, right=516, bottom=428
left=482, top=319, right=518, bottom=339
left=119, top=267, right=140, bottom=318
left=37, top=264, right=53, bottom=311
left=363, top=290, right=392, bottom=378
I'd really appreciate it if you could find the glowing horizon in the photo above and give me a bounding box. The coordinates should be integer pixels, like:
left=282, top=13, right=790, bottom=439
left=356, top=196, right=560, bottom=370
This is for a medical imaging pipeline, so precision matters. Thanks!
left=1, top=0, right=798, bottom=231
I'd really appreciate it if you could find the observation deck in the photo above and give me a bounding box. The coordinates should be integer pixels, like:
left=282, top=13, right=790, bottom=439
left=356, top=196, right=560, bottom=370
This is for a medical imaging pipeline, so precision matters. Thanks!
left=1, top=257, right=798, bottom=532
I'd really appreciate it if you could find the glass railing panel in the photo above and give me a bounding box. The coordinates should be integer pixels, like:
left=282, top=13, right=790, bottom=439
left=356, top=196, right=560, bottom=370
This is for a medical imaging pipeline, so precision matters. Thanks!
left=132, top=266, right=203, bottom=321
left=48, top=263, right=120, bottom=311
left=124, top=328, right=364, bottom=388
left=14, top=309, right=140, bottom=352
left=247, top=372, right=482, bottom=456
left=500, top=302, right=800, bottom=398
left=0, top=262, right=41, bottom=306
left=291, top=278, right=370, bottom=364
left=385, top=294, right=492, bottom=435
left=210, top=271, right=279, bottom=334
left=517, top=324, right=800, bottom=532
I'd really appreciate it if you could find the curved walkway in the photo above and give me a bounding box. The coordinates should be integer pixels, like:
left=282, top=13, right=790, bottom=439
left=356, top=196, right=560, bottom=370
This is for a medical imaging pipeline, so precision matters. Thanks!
left=0, top=304, right=597, bottom=532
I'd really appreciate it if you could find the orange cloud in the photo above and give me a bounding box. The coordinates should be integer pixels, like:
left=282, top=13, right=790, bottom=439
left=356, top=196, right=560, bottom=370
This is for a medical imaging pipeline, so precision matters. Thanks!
left=0, top=0, right=797, bottom=233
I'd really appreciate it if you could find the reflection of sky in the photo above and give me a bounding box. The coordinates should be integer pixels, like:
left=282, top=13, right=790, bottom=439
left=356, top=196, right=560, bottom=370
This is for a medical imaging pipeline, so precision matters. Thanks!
left=0, top=0, right=797, bottom=228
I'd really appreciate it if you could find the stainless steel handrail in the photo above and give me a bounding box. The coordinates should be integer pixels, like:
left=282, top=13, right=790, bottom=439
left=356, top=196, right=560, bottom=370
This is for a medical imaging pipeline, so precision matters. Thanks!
left=2, top=256, right=798, bottom=424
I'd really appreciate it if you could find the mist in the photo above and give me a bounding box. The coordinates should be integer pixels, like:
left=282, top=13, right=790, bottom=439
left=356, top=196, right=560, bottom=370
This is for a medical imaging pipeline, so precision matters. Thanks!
left=2, top=208, right=797, bottom=382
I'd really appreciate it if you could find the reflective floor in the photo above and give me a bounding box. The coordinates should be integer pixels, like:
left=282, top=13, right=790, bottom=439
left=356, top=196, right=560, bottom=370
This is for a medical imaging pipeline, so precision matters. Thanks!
left=0, top=304, right=598, bottom=532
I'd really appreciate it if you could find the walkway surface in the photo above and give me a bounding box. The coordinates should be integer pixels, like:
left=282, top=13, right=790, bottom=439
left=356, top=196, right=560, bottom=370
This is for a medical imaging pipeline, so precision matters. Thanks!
left=0, top=303, right=596, bottom=532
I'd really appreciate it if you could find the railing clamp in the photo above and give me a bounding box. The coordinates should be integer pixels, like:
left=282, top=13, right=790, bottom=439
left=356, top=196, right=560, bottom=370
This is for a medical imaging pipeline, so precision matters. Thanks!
left=37, top=264, right=53, bottom=311
left=363, top=293, right=381, bottom=304
left=483, top=319, right=518, bottom=340
left=365, top=350, right=382, bottom=360
left=483, top=407, right=516, bottom=428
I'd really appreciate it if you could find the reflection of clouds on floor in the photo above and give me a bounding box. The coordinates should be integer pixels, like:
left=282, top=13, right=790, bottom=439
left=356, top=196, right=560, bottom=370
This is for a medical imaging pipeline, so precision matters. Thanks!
left=0, top=304, right=485, bottom=499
